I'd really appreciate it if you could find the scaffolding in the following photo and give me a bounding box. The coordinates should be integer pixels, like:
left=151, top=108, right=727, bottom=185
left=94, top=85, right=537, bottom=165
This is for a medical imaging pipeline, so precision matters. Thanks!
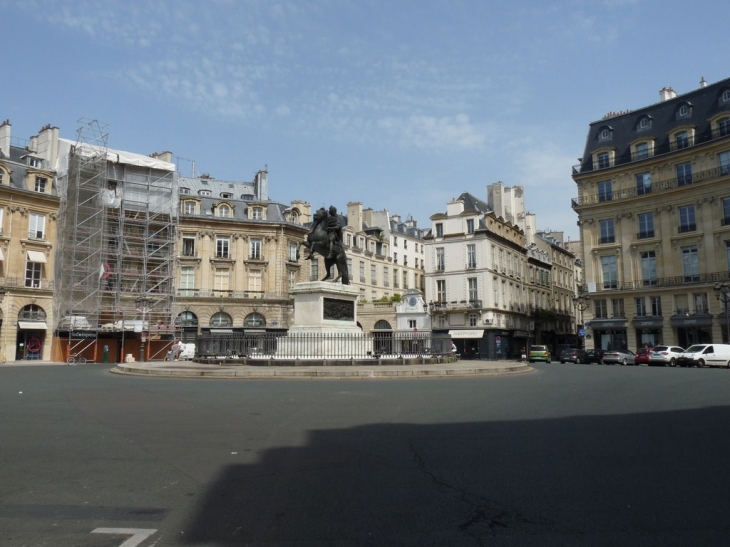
left=55, top=119, right=178, bottom=362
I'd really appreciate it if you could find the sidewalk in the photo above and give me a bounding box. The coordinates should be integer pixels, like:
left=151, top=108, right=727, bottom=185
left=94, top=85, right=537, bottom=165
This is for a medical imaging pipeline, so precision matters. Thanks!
left=111, top=359, right=533, bottom=379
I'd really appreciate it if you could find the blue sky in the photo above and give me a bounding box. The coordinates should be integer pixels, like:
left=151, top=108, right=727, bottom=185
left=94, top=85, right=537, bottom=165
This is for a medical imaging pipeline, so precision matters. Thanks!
left=3, top=0, right=730, bottom=241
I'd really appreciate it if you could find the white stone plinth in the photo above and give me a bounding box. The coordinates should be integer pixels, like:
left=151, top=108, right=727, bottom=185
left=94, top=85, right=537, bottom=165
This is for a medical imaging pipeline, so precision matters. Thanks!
left=289, top=281, right=361, bottom=334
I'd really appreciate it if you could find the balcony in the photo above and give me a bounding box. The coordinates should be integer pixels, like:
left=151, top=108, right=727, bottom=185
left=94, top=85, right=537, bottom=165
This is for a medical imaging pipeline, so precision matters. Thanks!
left=598, top=236, right=616, bottom=244
left=678, top=223, right=696, bottom=234
left=572, top=165, right=730, bottom=208
left=586, top=269, right=730, bottom=293
left=637, top=230, right=655, bottom=239
left=430, top=300, right=482, bottom=311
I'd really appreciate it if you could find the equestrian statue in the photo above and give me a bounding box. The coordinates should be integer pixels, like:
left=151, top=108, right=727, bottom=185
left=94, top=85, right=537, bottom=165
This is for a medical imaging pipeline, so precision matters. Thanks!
left=297, top=206, right=350, bottom=284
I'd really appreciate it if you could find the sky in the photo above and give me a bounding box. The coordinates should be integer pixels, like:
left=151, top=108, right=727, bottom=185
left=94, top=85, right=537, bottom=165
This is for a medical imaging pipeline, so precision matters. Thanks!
left=3, top=0, right=730, bottom=241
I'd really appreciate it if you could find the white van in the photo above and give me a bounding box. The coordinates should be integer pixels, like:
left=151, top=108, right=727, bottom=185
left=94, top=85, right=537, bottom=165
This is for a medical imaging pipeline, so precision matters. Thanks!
left=676, top=344, right=730, bottom=368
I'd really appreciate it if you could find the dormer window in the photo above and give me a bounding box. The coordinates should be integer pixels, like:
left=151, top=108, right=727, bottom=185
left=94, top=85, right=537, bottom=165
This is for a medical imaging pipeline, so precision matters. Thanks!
left=27, top=157, right=42, bottom=168
left=592, top=148, right=615, bottom=170
left=638, top=117, right=651, bottom=130
left=34, top=176, right=47, bottom=193
left=182, top=200, right=198, bottom=215
left=677, top=102, right=692, bottom=118
left=722, top=89, right=730, bottom=103
left=199, top=190, right=211, bottom=196
left=598, top=126, right=613, bottom=141
left=179, top=187, right=190, bottom=194
left=241, top=194, right=254, bottom=200
left=217, top=204, right=232, bottom=218
left=251, top=207, right=263, bottom=220
left=220, top=192, right=233, bottom=199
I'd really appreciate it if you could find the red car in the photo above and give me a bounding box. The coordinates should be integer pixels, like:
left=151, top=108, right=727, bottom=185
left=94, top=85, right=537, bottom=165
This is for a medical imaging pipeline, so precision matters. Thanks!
left=635, top=348, right=652, bottom=365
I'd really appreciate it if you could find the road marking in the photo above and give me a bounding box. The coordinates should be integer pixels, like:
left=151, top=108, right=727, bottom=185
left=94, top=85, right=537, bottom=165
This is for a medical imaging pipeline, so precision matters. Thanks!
left=91, top=528, right=157, bottom=547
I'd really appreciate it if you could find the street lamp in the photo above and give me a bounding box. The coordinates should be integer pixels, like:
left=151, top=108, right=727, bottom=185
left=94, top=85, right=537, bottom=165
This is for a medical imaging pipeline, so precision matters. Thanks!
left=714, top=282, right=730, bottom=344
left=135, top=297, right=151, bottom=363
left=572, top=290, right=591, bottom=349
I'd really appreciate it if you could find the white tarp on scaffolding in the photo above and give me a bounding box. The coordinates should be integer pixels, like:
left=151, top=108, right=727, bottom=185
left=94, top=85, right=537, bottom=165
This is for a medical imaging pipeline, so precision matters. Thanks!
left=55, top=139, right=175, bottom=173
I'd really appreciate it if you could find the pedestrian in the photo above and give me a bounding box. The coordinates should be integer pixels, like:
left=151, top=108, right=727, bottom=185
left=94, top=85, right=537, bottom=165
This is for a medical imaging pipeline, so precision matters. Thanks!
left=451, top=342, right=458, bottom=359
left=521, top=347, right=526, bottom=362
left=173, top=339, right=184, bottom=361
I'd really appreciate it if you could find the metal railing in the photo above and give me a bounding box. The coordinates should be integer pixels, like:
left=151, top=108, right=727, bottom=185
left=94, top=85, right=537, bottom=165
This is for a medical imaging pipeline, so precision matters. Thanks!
left=196, top=331, right=453, bottom=360
left=582, top=270, right=730, bottom=293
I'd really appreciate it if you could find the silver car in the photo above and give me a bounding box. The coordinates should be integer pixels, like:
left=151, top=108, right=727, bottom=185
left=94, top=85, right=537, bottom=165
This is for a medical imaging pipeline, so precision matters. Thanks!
left=648, top=345, right=684, bottom=367
left=602, top=349, right=636, bottom=365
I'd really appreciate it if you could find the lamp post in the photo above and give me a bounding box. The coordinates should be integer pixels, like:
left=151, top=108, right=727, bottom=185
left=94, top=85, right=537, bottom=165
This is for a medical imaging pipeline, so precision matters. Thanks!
left=714, top=282, right=730, bottom=344
left=572, top=290, right=591, bottom=349
left=135, top=297, right=151, bottom=363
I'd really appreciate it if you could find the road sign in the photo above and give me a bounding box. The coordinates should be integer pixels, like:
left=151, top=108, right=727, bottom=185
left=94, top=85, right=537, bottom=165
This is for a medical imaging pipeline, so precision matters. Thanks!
left=578, top=328, right=586, bottom=337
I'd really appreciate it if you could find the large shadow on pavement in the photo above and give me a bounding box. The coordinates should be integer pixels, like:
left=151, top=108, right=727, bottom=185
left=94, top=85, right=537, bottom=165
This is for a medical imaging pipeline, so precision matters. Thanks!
left=182, top=406, right=730, bottom=546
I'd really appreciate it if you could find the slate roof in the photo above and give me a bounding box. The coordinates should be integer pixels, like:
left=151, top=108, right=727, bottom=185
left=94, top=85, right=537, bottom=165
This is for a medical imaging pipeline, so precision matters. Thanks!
left=457, top=191, right=491, bottom=214
left=0, top=144, right=57, bottom=195
left=578, top=76, right=730, bottom=172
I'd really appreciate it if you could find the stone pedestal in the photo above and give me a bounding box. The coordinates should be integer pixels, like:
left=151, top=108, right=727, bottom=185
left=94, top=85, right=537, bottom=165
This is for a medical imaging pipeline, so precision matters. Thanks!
left=288, top=281, right=361, bottom=334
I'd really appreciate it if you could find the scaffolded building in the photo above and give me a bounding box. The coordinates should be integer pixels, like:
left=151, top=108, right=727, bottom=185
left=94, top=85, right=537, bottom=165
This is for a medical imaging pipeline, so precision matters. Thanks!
left=54, top=119, right=177, bottom=362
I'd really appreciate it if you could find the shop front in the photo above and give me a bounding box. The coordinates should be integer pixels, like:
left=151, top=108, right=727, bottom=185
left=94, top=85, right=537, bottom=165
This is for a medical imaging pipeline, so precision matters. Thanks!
left=589, top=318, right=628, bottom=351
left=633, top=317, right=664, bottom=348
left=448, top=329, right=484, bottom=359
left=670, top=314, right=712, bottom=348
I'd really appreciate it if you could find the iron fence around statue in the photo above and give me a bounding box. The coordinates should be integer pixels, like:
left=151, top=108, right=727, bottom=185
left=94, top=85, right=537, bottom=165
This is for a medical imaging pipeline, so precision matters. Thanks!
left=196, top=332, right=452, bottom=360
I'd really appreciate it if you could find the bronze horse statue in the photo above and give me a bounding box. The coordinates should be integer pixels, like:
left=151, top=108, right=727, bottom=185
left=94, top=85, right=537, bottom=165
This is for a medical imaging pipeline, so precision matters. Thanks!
left=297, top=207, right=350, bottom=284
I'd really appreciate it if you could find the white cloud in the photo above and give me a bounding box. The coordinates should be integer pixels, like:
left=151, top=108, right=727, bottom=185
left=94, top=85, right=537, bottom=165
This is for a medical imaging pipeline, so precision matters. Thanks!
left=377, top=114, right=486, bottom=151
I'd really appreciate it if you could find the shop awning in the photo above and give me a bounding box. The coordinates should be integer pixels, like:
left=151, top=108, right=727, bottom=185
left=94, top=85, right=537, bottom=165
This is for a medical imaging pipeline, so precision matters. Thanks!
left=18, top=321, right=48, bottom=330
left=448, top=329, right=484, bottom=339
left=26, top=251, right=47, bottom=263
left=209, top=328, right=234, bottom=333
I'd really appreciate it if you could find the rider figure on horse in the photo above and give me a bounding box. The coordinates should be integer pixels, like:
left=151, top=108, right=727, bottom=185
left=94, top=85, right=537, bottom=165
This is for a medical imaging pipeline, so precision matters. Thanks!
left=305, top=206, right=342, bottom=260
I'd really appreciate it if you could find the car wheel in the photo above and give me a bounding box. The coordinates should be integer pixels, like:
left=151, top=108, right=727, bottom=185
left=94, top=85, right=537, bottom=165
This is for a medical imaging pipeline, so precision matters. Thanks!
left=669, top=358, right=676, bottom=367
left=622, top=358, right=627, bottom=365
left=697, top=359, right=705, bottom=368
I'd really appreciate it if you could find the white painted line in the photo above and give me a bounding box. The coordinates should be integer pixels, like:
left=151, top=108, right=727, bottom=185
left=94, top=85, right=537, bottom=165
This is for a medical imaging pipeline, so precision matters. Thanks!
left=91, top=528, right=157, bottom=547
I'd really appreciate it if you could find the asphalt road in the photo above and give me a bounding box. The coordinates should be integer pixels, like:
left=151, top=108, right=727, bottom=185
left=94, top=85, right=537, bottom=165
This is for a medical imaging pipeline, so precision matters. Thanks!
left=2, top=362, right=730, bottom=546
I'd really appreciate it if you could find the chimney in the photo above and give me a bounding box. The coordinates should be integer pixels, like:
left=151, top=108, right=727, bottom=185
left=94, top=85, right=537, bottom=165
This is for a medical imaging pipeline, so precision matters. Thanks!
left=347, top=201, right=363, bottom=230
left=152, top=150, right=173, bottom=163
left=700, top=76, right=707, bottom=88
left=0, top=119, right=10, bottom=158
left=659, top=87, right=671, bottom=102
left=37, top=125, right=59, bottom=168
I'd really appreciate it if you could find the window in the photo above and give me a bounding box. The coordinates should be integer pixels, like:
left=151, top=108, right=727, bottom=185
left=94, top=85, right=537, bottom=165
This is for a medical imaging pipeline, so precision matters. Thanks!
left=0, top=207, right=3, bottom=233
left=676, top=162, right=693, bottom=186
left=612, top=298, right=625, bottom=317
left=598, top=180, right=612, bottom=202
left=393, top=237, right=398, bottom=246
left=214, top=267, right=230, bottom=294
left=246, top=312, right=266, bottom=327
left=289, top=270, right=296, bottom=290
left=34, top=177, right=47, bottom=193
left=469, top=313, right=478, bottom=327
left=727, top=241, right=730, bottom=271
left=678, top=205, right=696, bottom=233
left=393, top=268, right=399, bottom=288
left=635, top=297, right=647, bottom=317
left=636, top=172, right=651, bottom=195
left=179, top=187, right=190, bottom=194
left=216, top=236, right=230, bottom=258
left=250, top=238, right=262, bottom=260
left=183, top=201, right=197, bottom=215
left=182, top=234, right=196, bottom=257
left=383, top=266, right=389, bottom=287
left=678, top=104, right=690, bottom=118
left=599, top=128, right=611, bottom=140
left=311, top=259, right=319, bottom=280
left=220, top=192, right=233, bottom=199
left=199, top=190, right=211, bottom=196
left=211, top=312, right=232, bottom=326
left=435, top=223, right=443, bottom=237
left=719, top=118, right=730, bottom=137
left=468, top=277, right=478, bottom=303
left=27, top=157, right=42, bottom=168
left=639, top=118, right=650, bottom=130
left=251, top=207, right=263, bottom=220
left=597, top=152, right=610, bottom=169
left=601, top=255, right=617, bottom=289
left=638, top=212, right=654, bottom=239
left=402, top=270, right=408, bottom=289
left=723, top=197, right=730, bottom=226
left=599, top=219, right=615, bottom=244
left=371, top=264, right=377, bottom=284
left=393, top=252, right=398, bottom=264
left=359, top=261, right=365, bottom=283
left=28, top=213, right=45, bottom=239
left=641, top=251, right=657, bottom=286
left=467, top=244, right=476, bottom=268
left=723, top=90, right=730, bottom=102
left=594, top=299, right=608, bottom=318
left=436, top=279, right=446, bottom=302
left=25, top=261, right=42, bottom=288
left=682, top=245, right=699, bottom=282
left=248, top=269, right=262, bottom=293
left=217, top=204, right=231, bottom=218
left=180, top=266, right=195, bottom=296
left=719, top=151, right=730, bottom=176
left=675, top=131, right=689, bottom=149
left=403, top=240, right=408, bottom=249
left=693, top=292, right=709, bottom=314
left=466, top=219, right=475, bottom=234
left=651, top=296, right=662, bottom=316
left=635, top=142, right=649, bottom=160
left=436, top=248, right=445, bottom=271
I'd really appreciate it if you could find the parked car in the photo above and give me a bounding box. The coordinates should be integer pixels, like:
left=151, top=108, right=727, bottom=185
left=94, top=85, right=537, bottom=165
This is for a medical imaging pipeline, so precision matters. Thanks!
left=559, top=348, right=585, bottom=364
left=528, top=345, right=551, bottom=363
left=648, top=345, right=684, bottom=367
left=603, top=349, right=636, bottom=365
left=581, top=349, right=605, bottom=364
left=676, top=344, right=730, bottom=368
left=634, top=348, right=652, bottom=366
left=165, top=343, right=196, bottom=361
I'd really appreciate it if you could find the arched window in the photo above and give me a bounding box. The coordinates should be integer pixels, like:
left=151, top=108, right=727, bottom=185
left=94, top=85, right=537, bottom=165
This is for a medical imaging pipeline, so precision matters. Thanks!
left=175, top=311, right=198, bottom=327
left=217, top=204, right=231, bottom=218
left=245, top=312, right=266, bottom=327
left=19, top=304, right=47, bottom=321
left=723, top=89, right=730, bottom=102
left=210, top=312, right=232, bottom=327
left=373, top=320, right=393, bottom=330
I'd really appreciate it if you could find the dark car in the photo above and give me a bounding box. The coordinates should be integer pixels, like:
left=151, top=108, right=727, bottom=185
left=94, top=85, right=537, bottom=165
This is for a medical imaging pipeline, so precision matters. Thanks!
left=634, top=348, right=652, bottom=366
left=582, top=349, right=605, bottom=364
left=559, top=348, right=585, bottom=364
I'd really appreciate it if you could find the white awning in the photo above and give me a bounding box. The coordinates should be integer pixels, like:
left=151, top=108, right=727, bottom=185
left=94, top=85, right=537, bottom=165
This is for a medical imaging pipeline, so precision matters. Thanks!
left=18, top=321, right=47, bottom=330
left=209, top=328, right=234, bottom=333
left=448, top=329, right=485, bottom=339
left=26, top=251, right=47, bottom=263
